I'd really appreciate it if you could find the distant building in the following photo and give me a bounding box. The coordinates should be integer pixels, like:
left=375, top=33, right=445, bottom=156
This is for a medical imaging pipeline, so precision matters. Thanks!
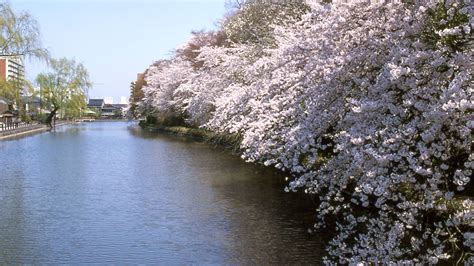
left=102, top=103, right=128, bottom=118
left=88, top=99, right=104, bottom=110
left=0, top=96, right=14, bottom=123
left=88, top=99, right=105, bottom=114
left=0, top=56, right=25, bottom=120
left=100, top=104, right=116, bottom=118
left=87, top=98, right=127, bottom=119
left=0, top=96, right=12, bottom=114
left=0, top=55, right=24, bottom=82
left=21, top=96, right=42, bottom=118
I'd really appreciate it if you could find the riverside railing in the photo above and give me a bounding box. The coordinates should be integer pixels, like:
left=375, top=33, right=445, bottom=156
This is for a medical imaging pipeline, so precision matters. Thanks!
left=0, top=121, right=39, bottom=132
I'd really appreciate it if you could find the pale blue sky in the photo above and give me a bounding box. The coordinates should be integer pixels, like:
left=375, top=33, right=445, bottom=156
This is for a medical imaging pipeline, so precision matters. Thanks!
left=12, top=0, right=228, bottom=103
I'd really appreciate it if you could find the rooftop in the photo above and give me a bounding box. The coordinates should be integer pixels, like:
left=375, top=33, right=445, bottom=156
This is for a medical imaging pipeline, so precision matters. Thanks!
left=88, top=99, right=104, bottom=107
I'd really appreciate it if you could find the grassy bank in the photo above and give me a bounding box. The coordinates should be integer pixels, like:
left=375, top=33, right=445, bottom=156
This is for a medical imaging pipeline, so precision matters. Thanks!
left=139, top=120, right=242, bottom=151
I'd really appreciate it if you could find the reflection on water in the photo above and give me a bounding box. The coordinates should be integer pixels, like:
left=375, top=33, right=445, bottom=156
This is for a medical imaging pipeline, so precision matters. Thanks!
left=0, top=122, right=327, bottom=264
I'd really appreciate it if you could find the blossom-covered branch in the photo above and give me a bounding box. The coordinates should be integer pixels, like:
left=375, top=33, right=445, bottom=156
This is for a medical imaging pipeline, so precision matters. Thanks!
left=133, top=0, right=473, bottom=263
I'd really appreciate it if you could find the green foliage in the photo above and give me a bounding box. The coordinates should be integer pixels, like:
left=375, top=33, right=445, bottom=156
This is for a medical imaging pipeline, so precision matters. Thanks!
left=129, top=72, right=148, bottom=118
left=144, top=114, right=187, bottom=127
left=0, top=1, right=49, bottom=60
left=0, top=78, right=20, bottom=101
left=20, top=111, right=31, bottom=122
left=35, top=112, right=47, bottom=123
left=0, top=1, right=49, bottom=121
left=0, top=77, right=35, bottom=119
left=36, top=58, right=91, bottom=121
left=145, top=115, right=157, bottom=125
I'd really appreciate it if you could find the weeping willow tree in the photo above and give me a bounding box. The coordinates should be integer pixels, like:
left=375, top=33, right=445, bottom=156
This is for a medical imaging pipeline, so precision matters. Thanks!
left=0, top=77, right=34, bottom=121
left=36, top=58, right=91, bottom=128
left=0, top=77, right=19, bottom=100
left=0, top=1, right=49, bottom=119
left=0, top=1, right=48, bottom=59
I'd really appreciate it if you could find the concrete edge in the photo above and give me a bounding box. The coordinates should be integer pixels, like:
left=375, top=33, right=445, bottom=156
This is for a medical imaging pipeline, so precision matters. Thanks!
left=0, top=122, right=73, bottom=141
left=0, top=125, right=49, bottom=141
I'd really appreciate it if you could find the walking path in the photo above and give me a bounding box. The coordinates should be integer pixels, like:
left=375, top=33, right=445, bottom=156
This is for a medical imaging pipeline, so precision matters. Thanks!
left=0, top=123, right=48, bottom=140
left=0, top=122, right=72, bottom=141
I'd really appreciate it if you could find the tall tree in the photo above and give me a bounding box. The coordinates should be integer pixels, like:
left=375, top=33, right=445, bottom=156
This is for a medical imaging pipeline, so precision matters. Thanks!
left=0, top=1, right=48, bottom=59
left=0, top=1, right=49, bottom=120
left=129, top=69, right=151, bottom=118
left=0, top=77, right=34, bottom=120
left=139, top=0, right=473, bottom=263
left=36, top=58, right=91, bottom=128
left=175, top=30, right=228, bottom=69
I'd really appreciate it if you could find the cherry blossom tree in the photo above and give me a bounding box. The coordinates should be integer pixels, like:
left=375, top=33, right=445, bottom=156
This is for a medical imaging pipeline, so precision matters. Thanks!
left=138, top=0, right=473, bottom=263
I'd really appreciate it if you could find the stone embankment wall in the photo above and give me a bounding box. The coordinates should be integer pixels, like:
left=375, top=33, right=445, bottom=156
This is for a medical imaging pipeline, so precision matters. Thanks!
left=0, top=124, right=48, bottom=140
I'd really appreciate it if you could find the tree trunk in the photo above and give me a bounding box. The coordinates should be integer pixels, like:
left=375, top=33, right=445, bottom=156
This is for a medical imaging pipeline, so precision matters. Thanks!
left=45, top=107, right=59, bottom=128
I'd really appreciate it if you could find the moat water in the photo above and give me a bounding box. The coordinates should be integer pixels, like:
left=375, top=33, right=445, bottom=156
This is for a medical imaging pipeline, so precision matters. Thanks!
left=0, top=122, right=326, bottom=264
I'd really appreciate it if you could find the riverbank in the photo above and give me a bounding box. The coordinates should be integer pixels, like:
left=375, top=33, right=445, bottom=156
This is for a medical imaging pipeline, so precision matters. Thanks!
left=0, top=121, right=74, bottom=141
left=0, top=124, right=48, bottom=140
left=141, top=122, right=242, bottom=151
left=0, top=121, right=326, bottom=264
left=140, top=121, right=473, bottom=263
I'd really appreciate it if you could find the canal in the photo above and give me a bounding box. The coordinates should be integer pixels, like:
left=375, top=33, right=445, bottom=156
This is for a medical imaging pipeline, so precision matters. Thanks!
left=0, top=122, right=326, bottom=264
